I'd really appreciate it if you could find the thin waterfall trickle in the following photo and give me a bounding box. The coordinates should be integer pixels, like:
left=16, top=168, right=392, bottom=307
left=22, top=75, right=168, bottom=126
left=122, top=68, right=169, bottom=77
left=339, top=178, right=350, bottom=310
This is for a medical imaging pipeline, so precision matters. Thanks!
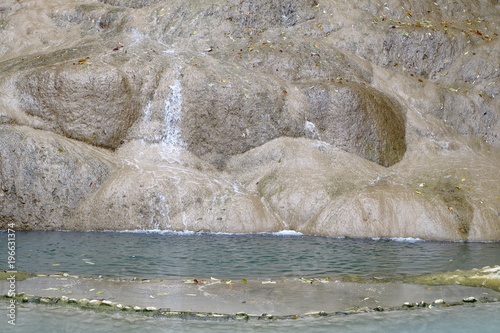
left=161, top=77, right=185, bottom=148
left=137, top=66, right=186, bottom=152
left=119, top=68, right=190, bottom=230
left=305, top=120, right=321, bottom=140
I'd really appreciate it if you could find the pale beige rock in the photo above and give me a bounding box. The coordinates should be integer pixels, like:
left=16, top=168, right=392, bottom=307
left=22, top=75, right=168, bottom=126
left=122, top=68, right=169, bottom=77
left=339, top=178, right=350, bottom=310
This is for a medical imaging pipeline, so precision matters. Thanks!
left=0, top=0, right=499, bottom=241
left=67, top=141, right=283, bottom=232
left=0, top=125, right=115, bottom=229
left=17, top=64, right=142, bottom=149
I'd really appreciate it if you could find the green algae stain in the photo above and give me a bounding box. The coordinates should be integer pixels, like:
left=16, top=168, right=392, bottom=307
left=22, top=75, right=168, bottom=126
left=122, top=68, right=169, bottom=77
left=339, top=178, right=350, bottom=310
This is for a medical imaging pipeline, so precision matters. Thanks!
left=402, top=267, right=500, bottom=292
left=339, top=274, right=367, bottom=283
left=337, top=266, right=500, bottom=292
left=0, top=271, right=35, bottom=281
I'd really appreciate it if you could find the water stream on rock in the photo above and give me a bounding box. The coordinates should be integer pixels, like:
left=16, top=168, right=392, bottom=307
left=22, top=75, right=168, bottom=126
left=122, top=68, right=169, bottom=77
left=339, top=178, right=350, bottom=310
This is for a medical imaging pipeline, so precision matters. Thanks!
left=1, top=231, right=499, bottom=332
left=160, top=76, right=184, bottom=148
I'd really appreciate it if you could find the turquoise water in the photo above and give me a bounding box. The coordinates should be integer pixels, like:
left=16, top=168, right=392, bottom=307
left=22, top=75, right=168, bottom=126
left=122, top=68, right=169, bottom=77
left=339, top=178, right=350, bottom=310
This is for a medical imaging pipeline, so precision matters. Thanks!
left=3, top=231, right=500, bottom=278
left=1, top=231, right=499, bottom=332
left=1, top=301, right=499, bottom=333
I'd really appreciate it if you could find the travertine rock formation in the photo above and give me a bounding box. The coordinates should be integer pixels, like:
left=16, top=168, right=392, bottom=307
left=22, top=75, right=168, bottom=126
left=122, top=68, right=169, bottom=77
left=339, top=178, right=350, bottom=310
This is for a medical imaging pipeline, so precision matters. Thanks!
left=1, top=0, right=499, bottom=241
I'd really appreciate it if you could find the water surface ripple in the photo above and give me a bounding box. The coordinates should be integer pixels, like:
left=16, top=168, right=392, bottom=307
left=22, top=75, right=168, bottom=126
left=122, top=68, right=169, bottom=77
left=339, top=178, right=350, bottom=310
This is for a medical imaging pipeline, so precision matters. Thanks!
left=2, top=231, right=499, bottom=279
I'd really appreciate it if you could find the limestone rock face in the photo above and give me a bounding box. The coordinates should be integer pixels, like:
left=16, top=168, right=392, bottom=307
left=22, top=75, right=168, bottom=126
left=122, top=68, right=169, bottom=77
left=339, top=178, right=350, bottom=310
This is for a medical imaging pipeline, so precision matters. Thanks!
left=0, top=0, right=499, bottom=241
left=17, top=63, right=141, bottom=149
left=301, top=82, right=406, bottom=167
left=0, top=125, right=115, bottom=229
left=179, top=60, right=304, bottom=169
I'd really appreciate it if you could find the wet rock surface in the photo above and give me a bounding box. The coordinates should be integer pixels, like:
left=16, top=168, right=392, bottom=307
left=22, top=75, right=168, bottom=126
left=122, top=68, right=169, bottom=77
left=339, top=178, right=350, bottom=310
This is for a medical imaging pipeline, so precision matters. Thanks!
left=0, top=0, right=499, bottom=240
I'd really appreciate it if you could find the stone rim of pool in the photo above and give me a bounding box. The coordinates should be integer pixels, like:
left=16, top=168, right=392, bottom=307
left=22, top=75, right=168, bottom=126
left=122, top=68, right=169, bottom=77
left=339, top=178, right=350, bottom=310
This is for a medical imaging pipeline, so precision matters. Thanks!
left=3, top=266, right=499, bottom=320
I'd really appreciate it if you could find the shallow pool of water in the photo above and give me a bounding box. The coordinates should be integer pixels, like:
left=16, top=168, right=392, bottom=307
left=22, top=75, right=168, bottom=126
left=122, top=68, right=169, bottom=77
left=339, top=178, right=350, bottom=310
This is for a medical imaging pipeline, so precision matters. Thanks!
left=2, top=231, right=499, bottom=279
left=1, top=301, right=499, bottom=333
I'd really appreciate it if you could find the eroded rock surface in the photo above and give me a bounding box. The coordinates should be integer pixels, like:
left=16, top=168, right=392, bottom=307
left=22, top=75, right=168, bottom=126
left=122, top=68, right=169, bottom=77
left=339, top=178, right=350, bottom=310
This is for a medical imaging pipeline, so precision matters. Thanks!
left=0, top=0, right=499, bottom=241
left=0, top=125, right=115, bottom=229
left=16, top=63, right=141, bottom=149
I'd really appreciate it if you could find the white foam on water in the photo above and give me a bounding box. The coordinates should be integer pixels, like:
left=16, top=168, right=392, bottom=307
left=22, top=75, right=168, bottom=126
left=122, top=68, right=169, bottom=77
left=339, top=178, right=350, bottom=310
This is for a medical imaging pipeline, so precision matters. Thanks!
left=67, top=230, right=498, bottom=243
left=89, top=230, right=423, bottom=241
left=268, top=229, right=304, bottom=236
left=98, top=229, right=305, bottom=236
left=372, top=237, right=424, bottom=243
left=110, top=229, right=196, bottom=235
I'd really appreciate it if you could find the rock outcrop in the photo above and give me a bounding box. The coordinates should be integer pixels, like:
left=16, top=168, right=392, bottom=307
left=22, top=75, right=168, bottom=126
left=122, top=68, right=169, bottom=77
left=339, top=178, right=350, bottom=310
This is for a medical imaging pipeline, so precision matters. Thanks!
left=0, top=0, right=499, bottom=241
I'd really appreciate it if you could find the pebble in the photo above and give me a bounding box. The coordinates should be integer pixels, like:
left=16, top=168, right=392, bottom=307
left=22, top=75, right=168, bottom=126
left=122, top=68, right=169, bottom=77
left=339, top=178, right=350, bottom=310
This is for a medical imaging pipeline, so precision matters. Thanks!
left=88, top=299, right=102, bottom=306
left=463, top=296, right=477, bottom=303
left=101, top=300, right=113, bottom=306
left=77, top=298, right=89, bottom=305
left=235, top=312, right=250, bottom=320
